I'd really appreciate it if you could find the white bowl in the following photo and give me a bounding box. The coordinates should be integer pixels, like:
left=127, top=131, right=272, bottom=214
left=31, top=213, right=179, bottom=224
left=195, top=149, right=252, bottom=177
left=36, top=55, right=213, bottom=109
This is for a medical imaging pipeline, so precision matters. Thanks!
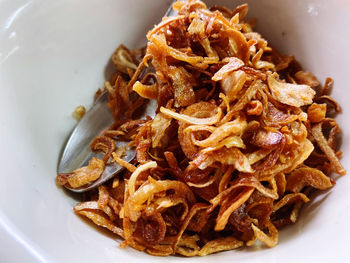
left=0, top=0, right=349, bottom=262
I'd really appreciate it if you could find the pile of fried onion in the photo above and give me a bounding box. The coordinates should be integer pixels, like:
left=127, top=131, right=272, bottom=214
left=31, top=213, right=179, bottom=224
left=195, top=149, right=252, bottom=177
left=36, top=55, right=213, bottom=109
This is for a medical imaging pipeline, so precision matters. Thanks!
left=57, top=0, right=346, bottom=256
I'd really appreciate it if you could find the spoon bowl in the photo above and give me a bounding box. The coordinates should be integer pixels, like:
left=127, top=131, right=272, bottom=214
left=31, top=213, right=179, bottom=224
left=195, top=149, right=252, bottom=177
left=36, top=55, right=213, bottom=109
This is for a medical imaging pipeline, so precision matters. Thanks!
left=57, top=1, right=177, bottom=192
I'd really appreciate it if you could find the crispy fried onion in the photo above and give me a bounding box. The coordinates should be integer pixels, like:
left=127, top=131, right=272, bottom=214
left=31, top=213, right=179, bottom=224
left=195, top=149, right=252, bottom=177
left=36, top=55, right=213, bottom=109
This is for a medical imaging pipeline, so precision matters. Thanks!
left=125, top=177, right=195, bottom=222
left=173, top=203, right=208, bottom=251
left=273, top=193, right=309, bottom=212
left=132, top=81, right=158, bottom=100
left=286, top=167, right=334, bottom=192
left=148, top=33, right=217, bottom=69
left=178, top=102, right=218, bottom=159
left=220, top=70, right=247, bottom=102
left=209, top=175, right=279, bottom=231
left=74, top=201, right=123, bottom=237
left=198, top=237, right=244, bottom=256
left=214, top=187, right=254, bottom=231
left=268, top=74, right=315, bottom=107
left=220, top=79, right=263, bottom=124
left=191, top=147, right=254, bottom=173
left=112, top=45, right=138, bottom=74
left=63, top=157, right=105, bottom=188
left=250, top=221, right=278, bottom=247
left=185, top=114, right=247, bottom=147
left=128, top=161, right=158, bottom=196
left=294, top=71, right=319, bottom=88
left=307, top=103, right=326, bottom=123
left=251, top=129, right=284, bottom=149
left=169, top=66, right=196, bottom=107
left=58, top=0, right=346, bottom=257
left=212, top=57, right=244, bottom=81
left=90, top=136, right=116, bottom=163
left=258, top=139, right=314, bottom=180
left=151, top=113, right=172, bottom=148
left=160, top=105, right=222, bottom=125
left=210, top=176, right=279, bottom=210
left=311, top=121, right=346, bottom=175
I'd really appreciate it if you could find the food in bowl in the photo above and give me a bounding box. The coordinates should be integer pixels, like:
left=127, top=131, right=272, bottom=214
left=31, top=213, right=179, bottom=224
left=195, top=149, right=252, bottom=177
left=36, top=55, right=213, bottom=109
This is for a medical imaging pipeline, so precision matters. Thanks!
left=57, top=0, right=346, bottom=256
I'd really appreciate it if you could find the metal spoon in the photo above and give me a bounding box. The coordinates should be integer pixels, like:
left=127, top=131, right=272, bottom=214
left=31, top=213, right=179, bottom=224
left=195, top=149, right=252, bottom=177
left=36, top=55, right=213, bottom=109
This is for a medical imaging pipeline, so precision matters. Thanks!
left=58, top=1, right=177, bottom=192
